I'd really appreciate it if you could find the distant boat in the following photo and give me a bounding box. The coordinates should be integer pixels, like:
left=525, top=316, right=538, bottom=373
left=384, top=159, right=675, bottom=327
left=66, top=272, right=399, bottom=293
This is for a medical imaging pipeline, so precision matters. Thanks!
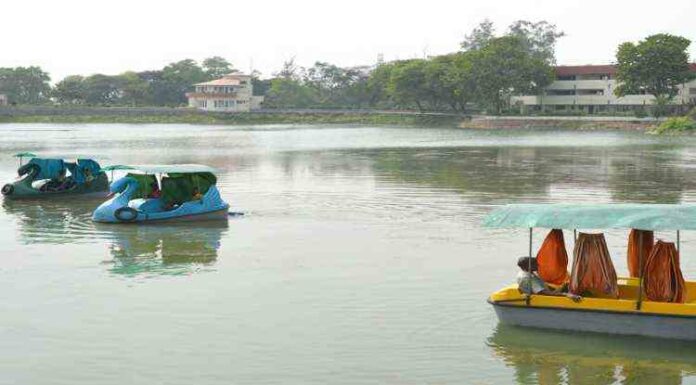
left=1, top=152, right=109, bottom=200
left=484, top=203, right=696, bottom=340
left=91, top=164, right=229, bottom=224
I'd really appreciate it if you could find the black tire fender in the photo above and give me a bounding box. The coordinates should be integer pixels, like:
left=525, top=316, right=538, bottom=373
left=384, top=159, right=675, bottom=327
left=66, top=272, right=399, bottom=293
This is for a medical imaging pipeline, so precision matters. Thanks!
left=114, top=207, right=139, bottom=222
left=1, top=184, right=14, bottom=196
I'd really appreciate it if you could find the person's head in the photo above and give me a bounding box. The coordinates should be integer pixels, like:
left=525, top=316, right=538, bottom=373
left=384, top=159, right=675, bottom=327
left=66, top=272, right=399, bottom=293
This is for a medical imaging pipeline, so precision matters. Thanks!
left=517, top=256, right=538, bottom=272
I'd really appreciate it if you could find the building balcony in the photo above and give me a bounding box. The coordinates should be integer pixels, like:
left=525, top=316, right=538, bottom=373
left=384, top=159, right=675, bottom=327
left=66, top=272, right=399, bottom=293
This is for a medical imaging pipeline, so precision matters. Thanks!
left=186, top=92, right=238, bottom=99
left=546, top=79, right=613, bottom=91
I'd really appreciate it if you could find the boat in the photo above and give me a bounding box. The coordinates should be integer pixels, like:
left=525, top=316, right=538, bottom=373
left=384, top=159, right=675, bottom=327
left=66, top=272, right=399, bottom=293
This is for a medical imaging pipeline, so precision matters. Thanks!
left=91, top=164, right=229, bottom=223
left=484, top=203, right=696, bottom=340
left=1, top=152, right=109, bottom=200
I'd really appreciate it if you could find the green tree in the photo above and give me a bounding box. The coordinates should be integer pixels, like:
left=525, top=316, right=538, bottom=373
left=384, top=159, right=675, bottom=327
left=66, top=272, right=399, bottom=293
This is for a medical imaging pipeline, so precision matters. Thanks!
left=0, top=66, right=51, bottom=104
left=388, top=59, right=429, bottom=111
left=202, top=56, right=234, bottom=79
left=615, top=34, right=694, bottom=117
left=366, top=63, right=396, bottom=107
left=469, top=36, right=553, bottom=113
left=507, top=20, right=565, bottom=64
left=264, top=78, right=317, bottom=108
left=83, top=74, right=123, bottom=105
left=461, top=19, right=495, bottom=51
left=119, top=71, right=150, bottom=106
left=251, top=70, right=271, bottom=97
left=52, top=75, right=87, bottom=104
left=159, top=59, right=207, bottom=106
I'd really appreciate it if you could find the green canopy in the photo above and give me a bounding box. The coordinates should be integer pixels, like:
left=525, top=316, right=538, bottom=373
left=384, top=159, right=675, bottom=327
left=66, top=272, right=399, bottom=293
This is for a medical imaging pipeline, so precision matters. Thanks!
left=125, top=173, right=157, bottom=200
left=483, top=204, right=696, bottom=231
left=160, top=172, right=216, bottom=206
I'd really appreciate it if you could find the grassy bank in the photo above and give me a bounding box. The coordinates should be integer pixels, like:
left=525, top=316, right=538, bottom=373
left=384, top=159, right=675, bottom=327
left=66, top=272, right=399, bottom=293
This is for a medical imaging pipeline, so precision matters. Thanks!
left=0, top=111, right=463, bottom=127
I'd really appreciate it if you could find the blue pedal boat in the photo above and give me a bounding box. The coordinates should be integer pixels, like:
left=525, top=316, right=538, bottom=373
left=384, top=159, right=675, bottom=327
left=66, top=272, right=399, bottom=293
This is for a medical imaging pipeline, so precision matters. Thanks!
left=1, top=152, right=109, bottom=200
left=91, top=164, right=230, bottom=224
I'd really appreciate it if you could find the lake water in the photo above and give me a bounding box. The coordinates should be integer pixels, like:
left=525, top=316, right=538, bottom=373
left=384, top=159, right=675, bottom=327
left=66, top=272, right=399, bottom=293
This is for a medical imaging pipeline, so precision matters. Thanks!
left=2, top=124, right=696, bottom=385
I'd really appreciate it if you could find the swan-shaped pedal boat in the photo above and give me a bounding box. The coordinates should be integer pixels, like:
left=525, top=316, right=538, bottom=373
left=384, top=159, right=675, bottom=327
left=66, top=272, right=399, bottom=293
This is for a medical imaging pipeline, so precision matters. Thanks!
left=91, top=164, right=229, bottom=224
left=1, top=152, right=109, bottom=200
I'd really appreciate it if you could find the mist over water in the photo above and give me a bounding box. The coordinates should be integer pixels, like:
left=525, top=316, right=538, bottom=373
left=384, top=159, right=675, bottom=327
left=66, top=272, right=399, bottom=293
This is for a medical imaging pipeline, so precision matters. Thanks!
left=2, top=124, right=696, bottom=384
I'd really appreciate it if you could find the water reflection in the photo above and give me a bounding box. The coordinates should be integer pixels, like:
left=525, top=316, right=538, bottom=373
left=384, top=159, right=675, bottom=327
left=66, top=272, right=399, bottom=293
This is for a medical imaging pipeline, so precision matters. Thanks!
left=2, top=198, right=101, bottom=244
left=99, top=221, right=228, bottom=277
left=369, top=144, right=696, bottom=204
left=488, top=324, right=696, bottom=385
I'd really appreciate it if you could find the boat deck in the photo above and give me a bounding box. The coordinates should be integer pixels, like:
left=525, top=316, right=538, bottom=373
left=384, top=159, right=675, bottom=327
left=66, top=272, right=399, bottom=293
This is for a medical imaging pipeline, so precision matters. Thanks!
left=489, top=278, right=696, bottom=317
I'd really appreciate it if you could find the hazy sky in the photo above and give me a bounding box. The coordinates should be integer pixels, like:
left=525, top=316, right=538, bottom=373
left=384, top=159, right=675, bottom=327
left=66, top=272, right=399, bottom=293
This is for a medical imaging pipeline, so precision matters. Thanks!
left=2, top=0, right=694, bottom=81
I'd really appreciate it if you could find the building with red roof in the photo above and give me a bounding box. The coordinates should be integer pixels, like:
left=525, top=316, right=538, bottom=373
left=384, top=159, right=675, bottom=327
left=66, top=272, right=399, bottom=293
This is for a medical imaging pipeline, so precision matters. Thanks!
left=186, top=72, right=264, bottom=112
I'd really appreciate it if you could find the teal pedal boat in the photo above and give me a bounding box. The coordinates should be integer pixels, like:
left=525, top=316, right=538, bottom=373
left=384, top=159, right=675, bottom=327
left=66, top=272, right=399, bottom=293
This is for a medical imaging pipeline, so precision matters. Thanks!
left=91, top=164, right=230, bottom=224
left=1, top=152, right=109, bottom=200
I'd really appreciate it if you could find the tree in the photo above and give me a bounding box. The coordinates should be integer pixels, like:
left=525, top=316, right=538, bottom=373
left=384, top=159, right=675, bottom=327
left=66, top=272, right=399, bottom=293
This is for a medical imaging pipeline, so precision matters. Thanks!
left=461, top=19, right=495, bottom=51
left=388, top=59, right=429, bottom=111
left=202, top=56, right=234, bottom=79
left=53, top=75, right=87, bottom=104
left=119, top=71, right=150, bottom=106
left=0, top=66, right=51, bottom=104
left=615, top=34, right=694, bottom=117
left=276, top=57, right=302, bottom=80
left=264, top=78, right=317, bottom=108
left=507, top=20, right=565, bottom=64
left=469, top=36, right=554, bottom=113
left=83, top=74, right=123, bottom=105
left=366, top=63, right=395, bottom=107
left=251, top=70, right=271, bottom=97
left=159, top=59, right=207, bottom=106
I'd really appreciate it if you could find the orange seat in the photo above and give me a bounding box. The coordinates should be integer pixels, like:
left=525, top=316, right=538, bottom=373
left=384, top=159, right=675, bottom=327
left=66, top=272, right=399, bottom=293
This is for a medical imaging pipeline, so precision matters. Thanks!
left=570, top=233, right=619, bottom=298
left=536, top=229, right=570, bottom=285
left=627, top=229, right=654, bottom=278
left=643, top=241, right=686, bottom=303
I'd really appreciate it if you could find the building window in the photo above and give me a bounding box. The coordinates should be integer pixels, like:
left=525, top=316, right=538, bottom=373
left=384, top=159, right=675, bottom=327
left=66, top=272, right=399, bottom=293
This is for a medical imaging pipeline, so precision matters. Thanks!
left=198, top=100, right=207, bottom=108
left=690, top=88, right=696, bottom=95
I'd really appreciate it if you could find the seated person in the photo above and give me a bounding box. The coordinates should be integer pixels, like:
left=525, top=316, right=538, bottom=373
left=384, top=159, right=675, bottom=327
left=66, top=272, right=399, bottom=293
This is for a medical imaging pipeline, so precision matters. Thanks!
left=192, top=187, right=203, bottom=201
left=517, top=256, right=581, bottom=302
left=83, top=168, right=95, bottom=184
left=45, top=169, right=74, bottom=192
left=148, top=181, right=161, bottom=199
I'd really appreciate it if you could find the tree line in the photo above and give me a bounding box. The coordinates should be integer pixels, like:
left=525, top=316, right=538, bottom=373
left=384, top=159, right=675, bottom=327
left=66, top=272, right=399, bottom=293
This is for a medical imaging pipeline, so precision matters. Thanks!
left=265, top=20, right=562, bottom=113
left=0, top=20, right=692, bottom=116
left=0, top=56, right=241, bottom=107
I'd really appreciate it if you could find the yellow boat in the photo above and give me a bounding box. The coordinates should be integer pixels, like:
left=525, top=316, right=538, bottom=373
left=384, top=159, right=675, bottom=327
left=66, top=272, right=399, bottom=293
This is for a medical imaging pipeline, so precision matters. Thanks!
left=485, top=204, right=696, bottom=340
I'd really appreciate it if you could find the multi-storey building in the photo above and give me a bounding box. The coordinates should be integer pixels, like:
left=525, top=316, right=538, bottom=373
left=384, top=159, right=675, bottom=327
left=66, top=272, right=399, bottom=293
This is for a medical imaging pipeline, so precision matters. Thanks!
left=186, top=72, right=264, bottom=112
left=512, top=64, right=696, bottom=114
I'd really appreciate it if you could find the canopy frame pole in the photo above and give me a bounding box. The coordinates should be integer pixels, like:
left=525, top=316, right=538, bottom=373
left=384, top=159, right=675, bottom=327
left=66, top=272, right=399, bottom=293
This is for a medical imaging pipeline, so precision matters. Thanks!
left=574, top=229, right=577, bottom=242
left=636, top=232, right=644, bottom=311
left=677, top=230, right=681, bottom=253
left=526, top=227, right=533, bottom=306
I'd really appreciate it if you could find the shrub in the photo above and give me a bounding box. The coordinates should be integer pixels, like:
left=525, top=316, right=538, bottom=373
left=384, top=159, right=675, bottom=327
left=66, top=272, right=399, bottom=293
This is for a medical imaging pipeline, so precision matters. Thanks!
left=652, top=116, right=696, bottom=134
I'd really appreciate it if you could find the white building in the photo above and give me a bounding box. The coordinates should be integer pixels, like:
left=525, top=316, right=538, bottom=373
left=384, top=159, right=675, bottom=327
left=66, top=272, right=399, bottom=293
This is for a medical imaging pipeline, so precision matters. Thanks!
left=512, top=64, right=696, bottom=114
left=186, top=72, right=264, bottom=112
left=0, top=94, right=7, bottom=106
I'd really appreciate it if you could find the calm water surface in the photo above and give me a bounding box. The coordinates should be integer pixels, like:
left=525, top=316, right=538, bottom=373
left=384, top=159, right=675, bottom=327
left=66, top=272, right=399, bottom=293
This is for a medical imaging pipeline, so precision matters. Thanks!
left=2, top=124, right=696, bottom=384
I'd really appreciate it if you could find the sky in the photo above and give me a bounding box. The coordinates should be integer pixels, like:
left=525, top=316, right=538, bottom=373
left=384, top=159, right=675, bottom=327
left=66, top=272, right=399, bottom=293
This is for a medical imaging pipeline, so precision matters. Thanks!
left=1, top=0, right=694, bottom=82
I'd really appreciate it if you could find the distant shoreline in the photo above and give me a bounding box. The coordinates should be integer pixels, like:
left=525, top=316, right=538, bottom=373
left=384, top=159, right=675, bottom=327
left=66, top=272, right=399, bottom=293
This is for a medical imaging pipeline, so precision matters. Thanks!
left=0, top=107, right=463, bottom=127
left=0, top=106, right=659, bottom=130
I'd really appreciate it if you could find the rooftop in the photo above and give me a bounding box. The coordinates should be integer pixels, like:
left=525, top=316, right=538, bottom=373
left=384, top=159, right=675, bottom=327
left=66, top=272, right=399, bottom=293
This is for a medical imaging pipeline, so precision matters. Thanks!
left=555, top=63, right=696, bottom=77
left=195, top=72, right=251, bottom=86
